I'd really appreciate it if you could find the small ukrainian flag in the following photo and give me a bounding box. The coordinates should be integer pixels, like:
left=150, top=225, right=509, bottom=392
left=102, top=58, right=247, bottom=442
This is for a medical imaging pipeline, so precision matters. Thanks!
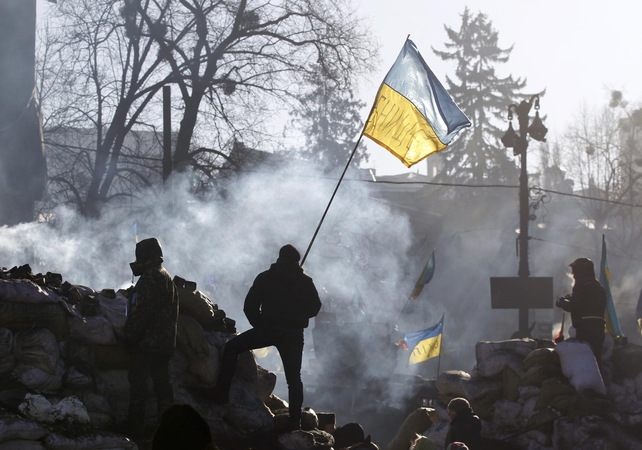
left=402, top=314, right=444, bottom=365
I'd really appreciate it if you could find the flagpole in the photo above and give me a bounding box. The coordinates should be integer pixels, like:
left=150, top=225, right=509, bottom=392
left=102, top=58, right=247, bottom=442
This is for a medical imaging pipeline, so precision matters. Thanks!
left=300, top=82, right=383, bottom=267
left=436, top=313, right=444, bottom=378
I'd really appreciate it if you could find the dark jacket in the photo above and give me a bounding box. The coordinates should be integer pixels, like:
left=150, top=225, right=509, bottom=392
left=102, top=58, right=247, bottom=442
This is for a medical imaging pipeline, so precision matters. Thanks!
left=445, top=411, right=482, bottom=450
left=559, top=275, right=606, bottom=331
left=244, top=260, right=321, bottom=330
left=124, top=239, right=179, bottom=355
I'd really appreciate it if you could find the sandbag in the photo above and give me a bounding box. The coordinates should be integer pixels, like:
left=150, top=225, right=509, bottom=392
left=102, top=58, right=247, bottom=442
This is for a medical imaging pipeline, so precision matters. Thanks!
left=475, top=339, right=538, bottom=364
left=470, top=388, right=501, bottom=420
left=13, top=328, right=59, bottom=374
left=51, top=396, right=90, bottom=424
left=188, top=343, right=220, bottom=384
left=520, top=364, right=564, bottom=387
left=0, top=417, right=48, bottom=444
left=176, top=314, right=209, bottom=358
left=518, top=385, right=541, bottom=403
left=463, top=377, right=503, bottom=402
left=386, top=408, right=437, bottom=450
left=44, top=431, right=137, bottom=450
left=12, top=360, right=65, bottom=392
left=97, top=293, right=127, bottom=339
left=477, top=350, right=523, bottom=379
left=93, top=343, right=131, bottom=371
left=0, top=440, right=46, bottom=449
left=521, top=348, right=560, bottom=372
left=535, top=378, right=576, bottom=411
left=18, top=393, right=54, bottom=423
left=0, top=279, right=61, bottom=303
left=611, top=343, right=642, bottom=378
left=556, top=339, right=606, bottom=395
left=176, top=283, right=219, bottom=328
left=68, top=316, right=117, bottom=346
left=436, top=370, right=471, bottom=397
left=492, top=399, right=522, bottom=431
left=0, top=300, right=69, bottom=341
left=503, top=365, right=522, bottom=402
left=0, top=328, right=15, bottom=374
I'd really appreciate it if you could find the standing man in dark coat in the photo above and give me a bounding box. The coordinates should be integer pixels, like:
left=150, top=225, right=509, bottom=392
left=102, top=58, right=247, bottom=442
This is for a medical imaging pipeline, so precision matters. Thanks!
left=444, top=398, right=481, bottom=450
left=211, top=244, right=322, bottom=431
left=124, top=237, right=179, bottom=438
left=556, top=257, right=607, bottom=363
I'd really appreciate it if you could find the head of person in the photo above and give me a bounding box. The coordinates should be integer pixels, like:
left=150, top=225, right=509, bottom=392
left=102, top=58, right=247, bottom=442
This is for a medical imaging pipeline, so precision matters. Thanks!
left=130, top=237, right=164, bottom=276
left=447, top=397, right=472, bottom=422
left=569, top=257, right=595, bottom=279
left=446, top=443, right=469, bottom=450
left=333, top=422, right=365, bottom=449
left=277, top=244, right=301, bottom=264
left=152, top=404, right=215, bottom=450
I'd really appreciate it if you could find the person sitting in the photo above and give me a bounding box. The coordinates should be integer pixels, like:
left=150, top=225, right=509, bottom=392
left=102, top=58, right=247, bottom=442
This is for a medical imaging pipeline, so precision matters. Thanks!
left=444, top=398, right=481, bottom=450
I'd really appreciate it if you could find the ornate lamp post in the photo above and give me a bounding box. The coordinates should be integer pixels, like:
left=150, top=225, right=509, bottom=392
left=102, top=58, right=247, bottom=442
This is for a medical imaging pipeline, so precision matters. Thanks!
left=501, top=94, right=548, bottom=332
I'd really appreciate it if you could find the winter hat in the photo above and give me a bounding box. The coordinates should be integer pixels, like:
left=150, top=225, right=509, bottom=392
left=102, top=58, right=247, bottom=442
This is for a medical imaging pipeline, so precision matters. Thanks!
left=414, top=436, right=437, bottom=450
left=569, top=257, right=595, bottom=278
left=447, top=397, right=472, bottom=414
left=446, top=443, right=469, bottom=450
left=278, top=244, right=301, bottom=263
left=135, top=237, right=163, bottom=264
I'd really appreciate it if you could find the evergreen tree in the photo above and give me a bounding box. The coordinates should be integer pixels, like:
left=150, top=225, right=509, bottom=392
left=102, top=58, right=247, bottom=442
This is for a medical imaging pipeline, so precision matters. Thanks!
left=290, top=64, right=368, bottom=172
left=432, top=8, right=528, bottom=185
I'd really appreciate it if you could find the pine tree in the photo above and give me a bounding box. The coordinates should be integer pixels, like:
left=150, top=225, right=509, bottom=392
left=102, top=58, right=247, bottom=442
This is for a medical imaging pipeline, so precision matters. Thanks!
left=290, top=65, right=368, bottom=172
left=432, top=8, right=528, bottom=185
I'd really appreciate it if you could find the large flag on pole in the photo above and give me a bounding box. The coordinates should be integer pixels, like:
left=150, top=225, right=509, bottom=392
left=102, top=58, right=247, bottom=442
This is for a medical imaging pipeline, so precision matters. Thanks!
left=363, top=39, right=471, bottom=168
left=600, top=235, right=624, bottom=338
left=400, top=314, right=444, bottom=365
left=409, top=250, right=436, bottom=300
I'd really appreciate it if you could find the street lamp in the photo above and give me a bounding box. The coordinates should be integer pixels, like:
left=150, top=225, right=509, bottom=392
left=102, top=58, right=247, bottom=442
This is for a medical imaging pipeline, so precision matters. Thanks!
left=501, top=94, right=548, bottom=332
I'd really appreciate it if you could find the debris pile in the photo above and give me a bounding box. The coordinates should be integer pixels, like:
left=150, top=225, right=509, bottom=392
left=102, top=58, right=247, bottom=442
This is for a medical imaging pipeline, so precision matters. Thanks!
left=420, top=336, right=642, bottom=449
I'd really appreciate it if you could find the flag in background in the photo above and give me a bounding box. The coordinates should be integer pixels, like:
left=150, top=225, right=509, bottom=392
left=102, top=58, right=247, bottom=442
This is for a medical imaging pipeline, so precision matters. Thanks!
left=363, top=39, right=471, bottom=168
left=401, top=314, right=444, bottom=365
left=600, top=235, right=624, bottom=338
left=130, top=221, right=139, bottom=243
left=410, top=250, right=435, bottom=300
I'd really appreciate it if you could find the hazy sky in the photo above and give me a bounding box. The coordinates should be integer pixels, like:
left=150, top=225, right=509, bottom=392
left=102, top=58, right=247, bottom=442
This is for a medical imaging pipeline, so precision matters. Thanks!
left=356, top=1, right=642, bottom=175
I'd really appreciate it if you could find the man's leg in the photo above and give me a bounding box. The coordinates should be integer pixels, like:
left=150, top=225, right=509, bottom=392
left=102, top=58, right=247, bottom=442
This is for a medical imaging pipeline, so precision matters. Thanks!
left=128, top=352, right=151, bottom=435
left=149, top=354, right=173, bottom=423
left=276, top=329, right=304, bottom=430
left=213, top=327, right=270, bottom=402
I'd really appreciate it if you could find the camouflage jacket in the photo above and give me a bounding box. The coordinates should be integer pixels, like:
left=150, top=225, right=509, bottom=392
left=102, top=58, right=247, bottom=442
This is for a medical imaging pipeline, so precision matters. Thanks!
left=124, top=264, right=179, bottom=355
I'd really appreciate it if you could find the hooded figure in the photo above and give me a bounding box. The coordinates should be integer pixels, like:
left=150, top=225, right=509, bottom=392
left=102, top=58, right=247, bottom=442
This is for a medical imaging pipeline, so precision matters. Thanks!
left=209, top=244, right=321, bottom=431
left=556, top=257, right=606, bottom=362
left=444, top=398, right=481, bottom=450
left=124, top=237, right=179, bottom=440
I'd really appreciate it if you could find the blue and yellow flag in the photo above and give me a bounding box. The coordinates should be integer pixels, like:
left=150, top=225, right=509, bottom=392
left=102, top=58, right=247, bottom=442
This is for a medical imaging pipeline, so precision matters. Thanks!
left=600, top=235, right=624, bottom=338
left=130, top=221, right=140, bottom=243
left=364, top=39, right=470, bottom=168
left=409, top=250, right=435, bottom=300
left=402, top=314, right=444, bottom=365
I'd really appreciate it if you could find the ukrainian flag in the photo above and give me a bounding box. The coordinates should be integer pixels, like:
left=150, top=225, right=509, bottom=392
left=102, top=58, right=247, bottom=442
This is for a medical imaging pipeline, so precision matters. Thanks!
left=404, top=314, right=444, bottom=365
left=600, top=235, right=624, bottom=338
left=364, top=39, right=470, bottom=168
left=409, top=250, right=436, bottom=300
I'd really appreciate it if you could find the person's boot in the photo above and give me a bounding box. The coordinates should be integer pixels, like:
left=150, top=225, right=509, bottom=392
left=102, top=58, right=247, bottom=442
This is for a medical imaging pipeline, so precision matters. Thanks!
left=286, top=415, right=301, bottom=432
left=127, top=399, right=146, bottom=439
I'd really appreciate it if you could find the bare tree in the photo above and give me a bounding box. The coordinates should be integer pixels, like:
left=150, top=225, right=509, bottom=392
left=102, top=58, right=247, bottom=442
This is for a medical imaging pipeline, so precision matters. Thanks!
left=37, top=0, right=374, bottom=216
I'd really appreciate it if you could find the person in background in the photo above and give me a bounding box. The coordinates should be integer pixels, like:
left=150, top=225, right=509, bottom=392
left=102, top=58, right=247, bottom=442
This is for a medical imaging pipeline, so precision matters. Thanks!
left=444, top=398, right=481, bottom=450
left=152, top=404, right=221, bottom=450
left=124, top=237, right=179, bottom=439
left=556, top=257, right=607, bottom=363
left=210, top=244, right=321, bottom=431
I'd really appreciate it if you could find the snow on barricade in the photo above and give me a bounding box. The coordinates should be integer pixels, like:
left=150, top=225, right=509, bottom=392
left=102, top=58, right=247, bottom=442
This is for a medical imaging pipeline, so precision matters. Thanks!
left=556, top=338, right=606, bottom=395
left=18, top=394, right=90, bottom=425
